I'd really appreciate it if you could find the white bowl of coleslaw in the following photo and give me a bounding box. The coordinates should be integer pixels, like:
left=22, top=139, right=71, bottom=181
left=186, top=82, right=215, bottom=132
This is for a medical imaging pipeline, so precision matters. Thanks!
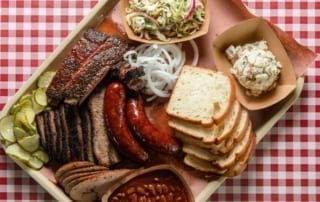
left=121, top=0, right=210, bottom=44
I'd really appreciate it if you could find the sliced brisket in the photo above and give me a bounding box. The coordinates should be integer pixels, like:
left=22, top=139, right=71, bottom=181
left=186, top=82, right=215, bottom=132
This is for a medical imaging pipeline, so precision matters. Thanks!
left=59, top=104, right=71, bottom=163
left=43, top=111, right=53, bottom=158
left=87, top=87, right=121, bottom=167
left=79, top=103, right=96, bottom=163
left=47, top=110, right=58, bottom=157
left=63, top=104, right=82, bottom=161
left=35, top=114, right=46, bottom=150
left=54, top=110, right=63, bottom=162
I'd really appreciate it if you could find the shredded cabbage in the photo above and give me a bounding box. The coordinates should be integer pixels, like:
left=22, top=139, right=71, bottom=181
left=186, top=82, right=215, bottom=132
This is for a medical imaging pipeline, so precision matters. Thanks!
left=125, top=0, right=205, bottom=41
left=123, top=41, right=199, bottom=101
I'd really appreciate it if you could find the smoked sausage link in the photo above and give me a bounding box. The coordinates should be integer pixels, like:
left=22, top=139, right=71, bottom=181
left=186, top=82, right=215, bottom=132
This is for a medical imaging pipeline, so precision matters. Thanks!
left=104, top=82, right=148, bottom=163
left=126, top=96, right=181, bottom=155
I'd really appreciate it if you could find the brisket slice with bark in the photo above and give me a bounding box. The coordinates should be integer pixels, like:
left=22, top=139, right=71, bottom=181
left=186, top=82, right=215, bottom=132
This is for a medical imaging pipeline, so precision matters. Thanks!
left=79, top=102, right=96, bottom=163
left=47, top=110, right=58, bottom=158
left=53, top=110, right=64, bottom=162
left=59, top=104, right=72, bottom=163
left=35, top=114, right=46, bottom=151
left=63, top=104, right=84, bottom=162
left=87, top=86, right=121, bottom=167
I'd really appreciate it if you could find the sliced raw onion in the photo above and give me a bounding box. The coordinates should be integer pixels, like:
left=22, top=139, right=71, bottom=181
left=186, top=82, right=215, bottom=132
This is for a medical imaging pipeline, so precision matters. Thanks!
left=123, top=40, right=199, bottom=101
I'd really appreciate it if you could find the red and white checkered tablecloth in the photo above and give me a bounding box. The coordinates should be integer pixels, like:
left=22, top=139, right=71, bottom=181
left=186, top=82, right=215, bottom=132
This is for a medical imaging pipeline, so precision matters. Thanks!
left=0, top=0, right=319, bottom=201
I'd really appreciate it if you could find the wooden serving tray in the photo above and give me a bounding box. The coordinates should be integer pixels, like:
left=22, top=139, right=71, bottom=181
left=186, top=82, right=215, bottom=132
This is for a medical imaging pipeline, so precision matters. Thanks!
left=0, top=0, right=305, bottom=201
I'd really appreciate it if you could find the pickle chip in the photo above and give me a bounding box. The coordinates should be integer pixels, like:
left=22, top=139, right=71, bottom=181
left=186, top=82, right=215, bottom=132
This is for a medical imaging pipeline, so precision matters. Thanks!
left=17, top=134, right=40, bottom=153
left=0, top=115, right=16, bottom=143
left=13, top=127, right=29, bottom=140
left=32, top=96, right=46, bottom=115
left=5, top=143, right=31, bottom=163
left=15, top=107, right=36, bottom=131
left=34, top=88, right=47, bottom=106
left=37, top=71, right=56, bottom=88
left=32, top=149, right=49, bottom=163
left=19, top=93, right=33, bottom=103
left=27, top=156, right=44, bottom=170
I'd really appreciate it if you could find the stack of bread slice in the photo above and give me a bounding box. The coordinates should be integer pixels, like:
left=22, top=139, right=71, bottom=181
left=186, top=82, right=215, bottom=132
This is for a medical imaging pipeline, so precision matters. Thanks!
left=166, top=65, right=256, bottom=177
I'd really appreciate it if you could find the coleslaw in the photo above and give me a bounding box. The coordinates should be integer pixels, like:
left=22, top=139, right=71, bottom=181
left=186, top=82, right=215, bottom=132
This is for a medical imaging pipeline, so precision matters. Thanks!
left=125, top=0, right=205, bottom=41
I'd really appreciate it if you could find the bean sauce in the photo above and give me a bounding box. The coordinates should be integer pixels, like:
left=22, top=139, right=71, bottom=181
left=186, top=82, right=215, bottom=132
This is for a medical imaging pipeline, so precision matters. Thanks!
left=108, top=170, right=192, bottom=202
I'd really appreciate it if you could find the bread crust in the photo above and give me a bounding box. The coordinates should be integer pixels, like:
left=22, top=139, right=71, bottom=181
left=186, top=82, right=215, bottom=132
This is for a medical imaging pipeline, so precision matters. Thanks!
left=166, top=66, right=236, bottom=127
left=225, top=133, right=256, bottom=177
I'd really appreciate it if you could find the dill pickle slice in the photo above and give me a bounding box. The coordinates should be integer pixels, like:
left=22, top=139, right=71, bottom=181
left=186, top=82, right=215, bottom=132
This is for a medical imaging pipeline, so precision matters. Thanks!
left=22, top=107, right=36, bottom=130
left=32, top=95, right=45, bottom=114
left=17, top=134, right=40, bottom=153
left=5, top=143, right=31, bottom=163
left=19, top=93, right=33, bottom=102
left=13, top=126, right=29, bottom=140
left=10, top=98, right=33, bottom=115
left=32, top=149, right=49, bottom=163
left=27, top=156, right=44, bottom=170
left=37, top=71, right=56, bottom=88
left=0, top=115, right=16, bottom=143
left=34, top=88, right=47, bottom=106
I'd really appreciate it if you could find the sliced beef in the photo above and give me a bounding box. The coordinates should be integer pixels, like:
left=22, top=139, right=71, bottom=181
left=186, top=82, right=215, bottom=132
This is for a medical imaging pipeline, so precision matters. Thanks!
left=63, top=104, right=82, bottom=161
left=43, top=111, right=53, bottom=158
left=59, top=104, right=71, bottom=163
left=87, top=87, right=121, bottom=167
left=64, top=36, right=130, bottom=105
left=35, top=114, right=46, bottom=150
left=79, top=103, right=96, bottom=163
left=47, top=110, right=58, bottom=157
left=54, top=110, right=63, bottom=162
left=73, top=106, right=85, bottom=161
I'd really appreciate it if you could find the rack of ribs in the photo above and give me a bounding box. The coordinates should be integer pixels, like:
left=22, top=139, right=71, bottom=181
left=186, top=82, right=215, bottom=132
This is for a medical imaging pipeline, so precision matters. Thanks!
left=46, top=28, right=131, bottom=106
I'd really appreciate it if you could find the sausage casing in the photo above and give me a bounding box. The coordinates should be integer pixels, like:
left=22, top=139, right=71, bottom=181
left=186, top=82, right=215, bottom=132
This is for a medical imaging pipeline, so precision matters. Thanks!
left=104, top=82, right=148, bottom=163
left=126, top=96, right=181, bottom=155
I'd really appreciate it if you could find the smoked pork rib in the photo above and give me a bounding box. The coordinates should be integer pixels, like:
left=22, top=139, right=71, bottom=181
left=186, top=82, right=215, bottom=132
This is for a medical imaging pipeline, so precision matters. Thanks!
left=46, top=28, right=108, bottom=106
left=64, top=36, right=130, bottom=105
left=46, top=28, right=131, bottom=106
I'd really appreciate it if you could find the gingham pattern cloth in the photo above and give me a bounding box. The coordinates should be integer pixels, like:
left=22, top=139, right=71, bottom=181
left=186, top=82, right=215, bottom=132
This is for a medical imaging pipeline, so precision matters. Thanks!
left=0, top=0, right=319, bottom=201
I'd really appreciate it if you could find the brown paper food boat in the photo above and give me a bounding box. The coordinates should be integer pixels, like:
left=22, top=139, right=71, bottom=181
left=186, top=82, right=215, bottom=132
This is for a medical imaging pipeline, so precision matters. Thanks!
left=120, top=0, right=210, bottom=44
left=212, top=17, right=297, bottom=110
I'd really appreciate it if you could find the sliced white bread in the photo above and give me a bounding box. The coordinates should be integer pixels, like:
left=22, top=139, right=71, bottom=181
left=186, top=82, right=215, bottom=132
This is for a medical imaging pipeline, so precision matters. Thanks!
left=211, top=122, right=253, bottom=169
left=182, top=119, right=252, bottom=164
left=225, top=133, right=256, bottom=177
left=179, top=132, right=234, bottom=155
left=210, top=108, right=250, bottom=155
left=231, top=108, right=250, bottom=143
left=166, top=65, right=235, bottom=126
left=184, top=154, right=227, bottom=175
left=180, top=108, right=251, bottom=162
left=168, top=100, right=241, bottom=145
left=183, top=143, right=217, bottom=162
